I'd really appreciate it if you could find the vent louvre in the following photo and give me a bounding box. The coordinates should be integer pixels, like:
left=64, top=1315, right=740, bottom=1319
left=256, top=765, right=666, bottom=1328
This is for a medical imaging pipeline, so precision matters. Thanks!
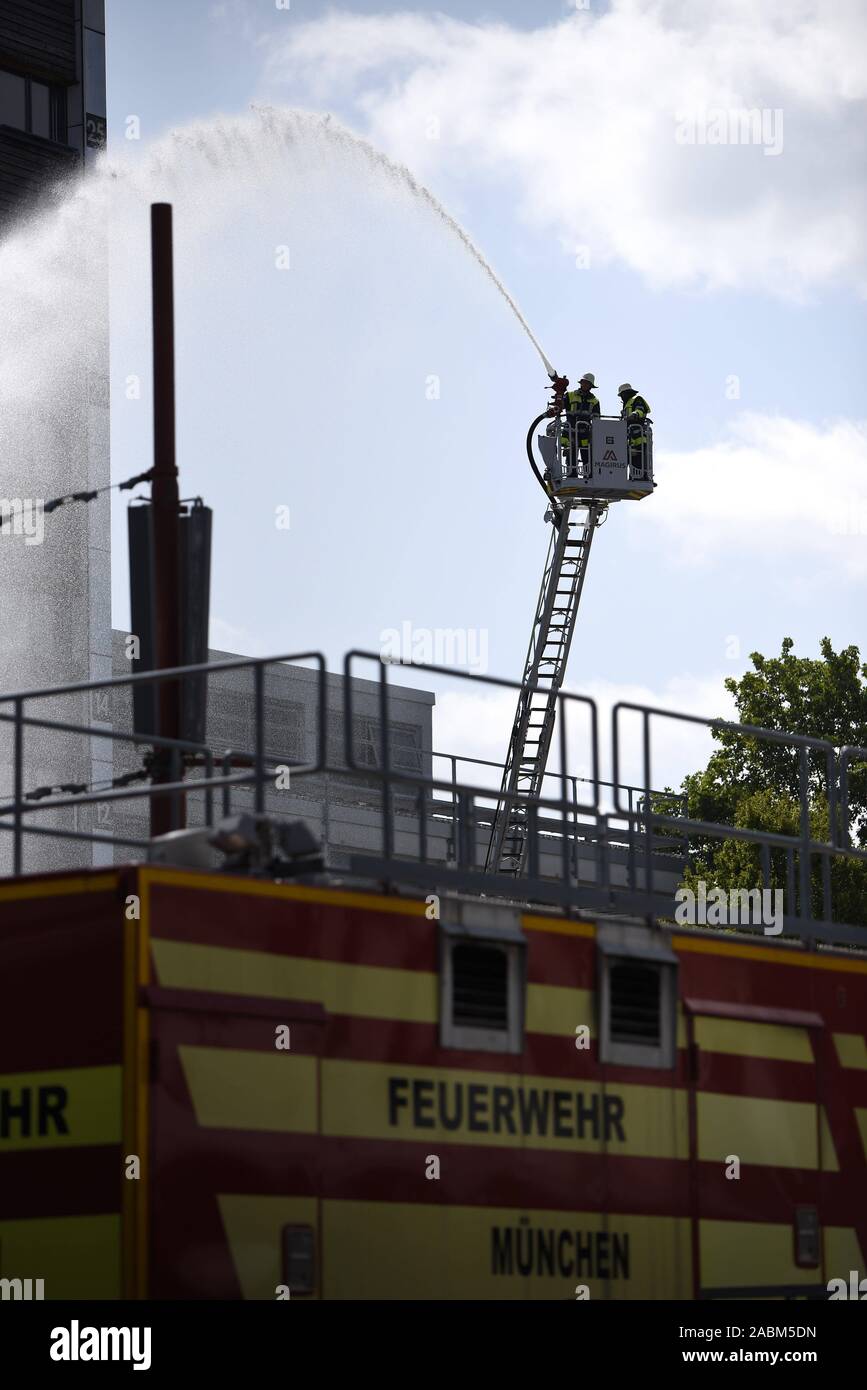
left=452, top=943, right=508, bottom=1031
left=610, top=961, right=661, bottom=1046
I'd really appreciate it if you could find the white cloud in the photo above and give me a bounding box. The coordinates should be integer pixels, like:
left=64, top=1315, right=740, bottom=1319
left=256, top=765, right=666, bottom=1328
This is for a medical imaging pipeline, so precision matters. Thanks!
left=433, top=671, right=732, bottom=804
left=209, top=616, right=267, bottom=656
left=261, top=0, right=867, bottom=297
left=637, top=414, right=867, bottom=577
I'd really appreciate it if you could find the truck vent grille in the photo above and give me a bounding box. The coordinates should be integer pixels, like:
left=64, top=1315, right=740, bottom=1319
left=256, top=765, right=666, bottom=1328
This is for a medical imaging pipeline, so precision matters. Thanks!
left=452, top=943, right=508, bottom=1031
left=610, top=961, right=661, bottom=1046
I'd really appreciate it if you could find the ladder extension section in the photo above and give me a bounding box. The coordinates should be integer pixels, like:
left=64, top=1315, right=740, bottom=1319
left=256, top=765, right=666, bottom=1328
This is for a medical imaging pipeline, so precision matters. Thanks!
left=485, top=502, right=601, bottom=876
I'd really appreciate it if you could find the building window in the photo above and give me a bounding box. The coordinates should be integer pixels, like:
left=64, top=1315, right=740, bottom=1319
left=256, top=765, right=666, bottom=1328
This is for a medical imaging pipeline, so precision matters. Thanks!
left=0, top=69, right=67, bottom=144
left=439, top=913, right=526, bottom=1054
left=0, top=70, right=25, bottom=130
left=352, top=716, right=422, bottom=774
left=597, top=933, right=678, bottom=1070
left=30, top=81, right=51, bottom=138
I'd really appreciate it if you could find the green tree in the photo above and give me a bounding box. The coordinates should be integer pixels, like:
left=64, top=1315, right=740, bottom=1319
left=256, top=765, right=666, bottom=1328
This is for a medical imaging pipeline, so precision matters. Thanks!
left=675, top=638, right=867, bottom=926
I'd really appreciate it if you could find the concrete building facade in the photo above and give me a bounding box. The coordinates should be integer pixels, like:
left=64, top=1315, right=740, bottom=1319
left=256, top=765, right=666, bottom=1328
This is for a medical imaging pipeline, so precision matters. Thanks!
left=0, top=0, right=105, bottom=219
left=0, top=1, right=109, bottom=873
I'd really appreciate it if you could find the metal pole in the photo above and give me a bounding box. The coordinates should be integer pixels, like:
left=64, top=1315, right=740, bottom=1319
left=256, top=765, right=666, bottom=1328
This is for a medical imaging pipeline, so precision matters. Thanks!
left=253, top=663, right=265, bottom=813
left=798, top=746, right=810, bottom=922
left=150, top=203, right=184, bottom=836
left=643, top=710, right=652, bottom=899
left=379, top=661, right=393, bottom=863
left=13, top=698, right=23, bottom=875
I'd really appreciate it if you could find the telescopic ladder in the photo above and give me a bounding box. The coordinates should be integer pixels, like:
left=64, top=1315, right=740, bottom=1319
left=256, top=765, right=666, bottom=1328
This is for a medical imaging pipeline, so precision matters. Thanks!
left=484, top=500, right=602, bottom=875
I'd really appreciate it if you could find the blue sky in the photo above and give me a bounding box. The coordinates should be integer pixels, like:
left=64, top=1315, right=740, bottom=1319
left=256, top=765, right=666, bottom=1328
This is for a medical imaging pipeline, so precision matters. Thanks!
left=101, top=0, right=867, bottom=785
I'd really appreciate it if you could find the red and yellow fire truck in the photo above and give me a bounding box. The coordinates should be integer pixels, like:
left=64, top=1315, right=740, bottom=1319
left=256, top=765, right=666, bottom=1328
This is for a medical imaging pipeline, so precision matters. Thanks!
left=1, top=863, right=865, bottom=1300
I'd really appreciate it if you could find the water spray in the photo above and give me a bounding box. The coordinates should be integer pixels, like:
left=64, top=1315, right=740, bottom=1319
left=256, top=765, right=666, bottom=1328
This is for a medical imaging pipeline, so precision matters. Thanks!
left=251, top=105, right=557, bottom=378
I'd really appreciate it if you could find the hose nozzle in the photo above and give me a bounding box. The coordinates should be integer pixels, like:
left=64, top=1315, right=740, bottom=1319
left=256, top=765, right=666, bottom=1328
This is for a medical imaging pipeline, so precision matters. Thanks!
left=546, top=371, right=569, bottom=415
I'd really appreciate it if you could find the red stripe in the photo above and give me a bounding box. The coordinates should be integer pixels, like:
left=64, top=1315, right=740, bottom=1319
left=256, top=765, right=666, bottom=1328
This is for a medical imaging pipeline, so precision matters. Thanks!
left=147, top=1023, right=844, bottom=1225
left=679, top=946, right=867, bottom=1032
left=144, top=1012, right=864, bottom=1294
left=0, top=1146, right=122, bottom=1219
left=811, top=1029, right=867, bottom=1264
left=323, top=1013, right=697, bottom=1085
left=144, top=1107, right=852, bottom=1227
left=149, top=886, right=867, bottom=1030
left=526, top=929, right=594, bottom=987
left=149, top=883, right=437, bottom=970
left=145, top=1001, right=865, bottom=1103
left=0, top=916, right=123, bottom=1071
left=695, top=1049, right=861, bottom=1104
left=151, top=1002, right=327, bottom=1058
left=148, top=884, right=596, bottom=986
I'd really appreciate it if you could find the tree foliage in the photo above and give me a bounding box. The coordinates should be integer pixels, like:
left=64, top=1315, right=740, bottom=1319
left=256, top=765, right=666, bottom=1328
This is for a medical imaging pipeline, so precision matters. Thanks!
left=675, top=638, right=867, bottom=927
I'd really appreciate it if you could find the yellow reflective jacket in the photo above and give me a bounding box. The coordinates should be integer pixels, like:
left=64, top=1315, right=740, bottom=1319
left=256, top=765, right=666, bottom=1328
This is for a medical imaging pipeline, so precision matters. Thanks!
left=622, top=394, right=650, bottom=443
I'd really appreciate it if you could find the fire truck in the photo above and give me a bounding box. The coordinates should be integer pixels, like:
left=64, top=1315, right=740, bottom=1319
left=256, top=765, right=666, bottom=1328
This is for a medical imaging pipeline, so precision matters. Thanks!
left=2, top=861, right=864, bottom=1300
left=2, top=203, right=863, bottom=1306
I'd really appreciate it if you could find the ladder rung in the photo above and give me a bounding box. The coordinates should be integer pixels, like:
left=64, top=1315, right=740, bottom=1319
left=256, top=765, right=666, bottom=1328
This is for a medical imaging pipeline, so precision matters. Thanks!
left=488, top=501, right=599, bottom=874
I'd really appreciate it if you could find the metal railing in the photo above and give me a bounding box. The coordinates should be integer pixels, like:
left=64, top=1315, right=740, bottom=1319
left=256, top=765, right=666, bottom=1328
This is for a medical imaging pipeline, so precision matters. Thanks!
left=0, top=649, right=864, bottom=947
left=545, top=413, right=653, bottom=487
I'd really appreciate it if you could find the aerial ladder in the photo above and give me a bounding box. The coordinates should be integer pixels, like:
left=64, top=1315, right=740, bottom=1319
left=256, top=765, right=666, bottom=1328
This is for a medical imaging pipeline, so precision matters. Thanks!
left=484, top=374, right=655, bottom=877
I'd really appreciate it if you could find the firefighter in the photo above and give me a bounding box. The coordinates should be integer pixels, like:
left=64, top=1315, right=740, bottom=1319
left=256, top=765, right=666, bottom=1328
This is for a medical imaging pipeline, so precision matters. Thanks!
left=562, top=372, right=600, bottom=475
left=618, top=382, right=651, bottom=476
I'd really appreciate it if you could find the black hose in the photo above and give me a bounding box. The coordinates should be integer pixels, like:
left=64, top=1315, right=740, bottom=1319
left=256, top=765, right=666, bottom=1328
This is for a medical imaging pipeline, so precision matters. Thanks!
left=526, top=412, right=552, bottom=498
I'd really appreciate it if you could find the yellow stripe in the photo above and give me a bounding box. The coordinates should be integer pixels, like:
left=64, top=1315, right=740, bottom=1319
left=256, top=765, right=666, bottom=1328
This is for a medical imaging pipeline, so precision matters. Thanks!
left=674, top=932, right=867, bottom=976
left=695, top=1017, right=814, bottom=1062
left=142, top=869, right=602, bottom=938
left=144, top=866, right=866, bottom=975
left=697, top=1092, right=838, bottom=1171
left=526, top=984, right=592, bottom=1034
left=320, top=1201, right=690, bottom=1300
left=321, top=1059, right=690, bottom=1158
left=216, top=1197, right=690, bottom=1300
left=700, top=1219, right=823, bottom=1291
left=855, top=1110, right=867, bottom=1162
left=174, top=1045, right=691, bottom=1159
left=152, top=939, right=439, bottom=1024
left=824, top=1225, right=865, bottom=1278
left=522, top=914, right=596, bottom=938
left=180, top=1047, right=318, bottom=1132
left=0, top=1215, right=120, bottom=1298
left=219, top=1195, right=320, bottom=1300
left=0, top=873, right=118, bottom=902
left=820, top=1108, right=841, bottom=1171
left=833, top=1033, right=867, bottom=1069
left=153, top=940, right=595, bottom=1040
left=140, top=865, right=428, bottom=918
left=0, top=1066, right=121, bottom=1152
